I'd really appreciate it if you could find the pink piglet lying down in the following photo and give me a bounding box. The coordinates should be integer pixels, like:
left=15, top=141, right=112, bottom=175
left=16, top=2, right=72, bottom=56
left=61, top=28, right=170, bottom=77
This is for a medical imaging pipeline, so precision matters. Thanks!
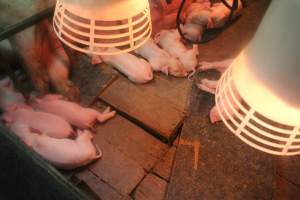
left=134, top=38, right=188, bottom=77
left=91, top=47, right=153, bottom=84
left=10, top=124, right=101, bottom=169
left=2, top=105, right=74, bottom=139
left=31, top=94, right=116, bottom=130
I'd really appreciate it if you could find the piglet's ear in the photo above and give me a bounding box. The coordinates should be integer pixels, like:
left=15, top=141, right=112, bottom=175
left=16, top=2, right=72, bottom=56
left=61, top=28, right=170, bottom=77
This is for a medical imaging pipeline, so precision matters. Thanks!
left=1, top=113, right=12, bottom=124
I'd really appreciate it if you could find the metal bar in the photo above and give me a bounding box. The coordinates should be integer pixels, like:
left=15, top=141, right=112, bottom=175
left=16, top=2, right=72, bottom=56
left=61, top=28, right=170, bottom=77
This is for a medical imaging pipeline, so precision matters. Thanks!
left=0, top=6, right=54, bottom=41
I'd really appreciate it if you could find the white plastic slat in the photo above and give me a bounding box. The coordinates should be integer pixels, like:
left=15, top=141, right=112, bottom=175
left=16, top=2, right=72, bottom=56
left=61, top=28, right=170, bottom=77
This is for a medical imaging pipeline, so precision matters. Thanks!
left=215, top=67, right=300, bottom=156
left=53, top=0, right=152, bottom=55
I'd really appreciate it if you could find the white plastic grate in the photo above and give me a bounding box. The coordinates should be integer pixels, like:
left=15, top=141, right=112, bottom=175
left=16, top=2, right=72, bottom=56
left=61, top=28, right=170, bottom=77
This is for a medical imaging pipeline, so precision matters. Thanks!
left=215, top=66, right=300, bottom=156
left=53, top=0, right=152, bottom=55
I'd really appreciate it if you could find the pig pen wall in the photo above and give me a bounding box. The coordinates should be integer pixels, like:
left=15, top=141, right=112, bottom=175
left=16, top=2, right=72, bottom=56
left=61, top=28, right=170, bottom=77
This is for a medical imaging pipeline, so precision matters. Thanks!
left=0, top=124, right=89, bottom=199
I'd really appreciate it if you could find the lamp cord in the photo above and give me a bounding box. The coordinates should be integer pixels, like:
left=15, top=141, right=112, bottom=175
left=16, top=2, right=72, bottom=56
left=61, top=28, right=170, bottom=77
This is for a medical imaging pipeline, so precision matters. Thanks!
left=176, top=0, right=240, bottom=44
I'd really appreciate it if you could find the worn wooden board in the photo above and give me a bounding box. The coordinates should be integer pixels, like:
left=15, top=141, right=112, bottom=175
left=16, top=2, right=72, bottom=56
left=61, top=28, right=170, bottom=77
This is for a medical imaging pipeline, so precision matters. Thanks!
left=93, top=102, right=169, bottom=171
left=167, top=84, right=275, bottom=200
left=75, top=100, right=171, bottom=197
left=274, top=176, right=300, bottom=200
left=99, top=73, right=191, bottom=141
left=71, top=57, right=118, bottom=106
left=76, top=170, right=131, bottom=200
left=133, top=173, right=168, bottom=200
left=153, top=146, right=177, bottom=181
left=276, top=156, right=300, bottom=187
left=87, top=133, right=146, bottom=195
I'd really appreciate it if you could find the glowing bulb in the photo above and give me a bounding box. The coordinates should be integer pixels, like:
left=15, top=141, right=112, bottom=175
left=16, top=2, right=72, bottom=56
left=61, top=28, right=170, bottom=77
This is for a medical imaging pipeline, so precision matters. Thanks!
left=215, top=0, right=300, bottom=156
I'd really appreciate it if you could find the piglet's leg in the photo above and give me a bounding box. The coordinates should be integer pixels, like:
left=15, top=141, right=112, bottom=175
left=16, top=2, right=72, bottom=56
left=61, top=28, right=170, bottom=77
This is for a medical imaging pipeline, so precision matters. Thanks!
left=97, top=107, right=116, bottom=123
left=87, top=107, right=116, bottom=123
left=199, top=59, right=233, bottom=73
left=210, top=105, right=222, bottom=123
left=94, top=143, right=103, bottom=159
left=197, top=78, right=218, bottom=94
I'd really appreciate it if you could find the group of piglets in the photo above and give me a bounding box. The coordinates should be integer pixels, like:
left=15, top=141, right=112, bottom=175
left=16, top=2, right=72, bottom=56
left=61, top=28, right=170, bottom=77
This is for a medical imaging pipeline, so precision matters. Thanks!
left=0, top=77, right=116, bottom=169
left=91, top=33, right=199, bottom=83
left=181, top=0, right=243, bottom=42
left=89, top=0, right=242, bottom=85
left=182, top=0, right=243, bottom=123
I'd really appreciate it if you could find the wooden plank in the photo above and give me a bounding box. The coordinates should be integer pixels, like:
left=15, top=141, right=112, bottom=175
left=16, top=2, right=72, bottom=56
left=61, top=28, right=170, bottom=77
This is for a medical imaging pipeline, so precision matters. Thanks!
left=133, top=173, right=168, bottom=200
left=276, top=156, right=300, bottom=187
left=76, top=170, right=129, bottom=200
left=137, top=74, right=191, bottom=112
left=167, top=85, right=275, bottom=200
left=93, top=103, right=169, bottom=171
left=88, top=130, right=146, bottom=195
left=274, top=176, right=300, bottom=200
left=71, top=57, right=118, bottom=106
left=99, top=74, right=191, bottom=141
left=153, top=146, right=177, bottom=181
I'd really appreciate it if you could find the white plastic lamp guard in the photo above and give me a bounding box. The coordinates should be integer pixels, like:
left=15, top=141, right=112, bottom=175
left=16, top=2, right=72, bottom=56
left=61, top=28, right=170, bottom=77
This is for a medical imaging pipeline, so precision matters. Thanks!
left=53, top=0, right=152, bottom=55
left=215, top=0, right=300, bottom=156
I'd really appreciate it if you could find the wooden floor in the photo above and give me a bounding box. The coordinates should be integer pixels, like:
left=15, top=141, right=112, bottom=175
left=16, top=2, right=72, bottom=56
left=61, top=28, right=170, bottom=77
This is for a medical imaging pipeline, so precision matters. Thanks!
left=64, top=1, right=300, bottom=199
left=69, top=54, right=189, bottom=200
left=2, top=0, right=300, bottom=199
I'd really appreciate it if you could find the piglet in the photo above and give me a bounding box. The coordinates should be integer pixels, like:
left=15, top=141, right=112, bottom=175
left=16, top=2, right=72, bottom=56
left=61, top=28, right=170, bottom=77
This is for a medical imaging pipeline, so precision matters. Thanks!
left=197, top=79, right=223, bottom=123
left=199, top=59, right=233, bottom=73
left=180, top=23, right=205, bottom=42
left=91, top=47, right=153, bottom=84
left=155, top=29, right=199, bottom=73
left=197, top=78, right=218, bottom=94
left=31, top=94, right=116, bottom=130
left=134, top=38, right=188, bottom=77
left=2, top=105, right=74, bottom=139
left=185, top=1, right=211, bottom=26
left=207, top=0, right=242, bottom=29
left=197, top=59, right=235, bottom=123
left=0, top=77, right=26, bottom=110
left=10, top=124, right=101, bottom=170
left=209, top=105, right=222, bottom=123
left=181, top=1, right=211, bottom=41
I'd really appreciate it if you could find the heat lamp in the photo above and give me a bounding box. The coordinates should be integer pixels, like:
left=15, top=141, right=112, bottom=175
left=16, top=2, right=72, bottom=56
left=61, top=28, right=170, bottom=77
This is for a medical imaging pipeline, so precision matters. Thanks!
left=52, top=0, right=152, bottom=55
left=215, top=0, right=300, bottom=155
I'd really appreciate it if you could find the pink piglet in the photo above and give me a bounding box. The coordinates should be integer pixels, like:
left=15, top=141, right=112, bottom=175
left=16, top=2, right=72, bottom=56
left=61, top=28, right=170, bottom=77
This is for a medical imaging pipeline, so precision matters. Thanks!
left=31, top=94, right=116, bottom=130
left=10, top=124, right=101, bottom=169
left=2, top=105, right=74, bottom=139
